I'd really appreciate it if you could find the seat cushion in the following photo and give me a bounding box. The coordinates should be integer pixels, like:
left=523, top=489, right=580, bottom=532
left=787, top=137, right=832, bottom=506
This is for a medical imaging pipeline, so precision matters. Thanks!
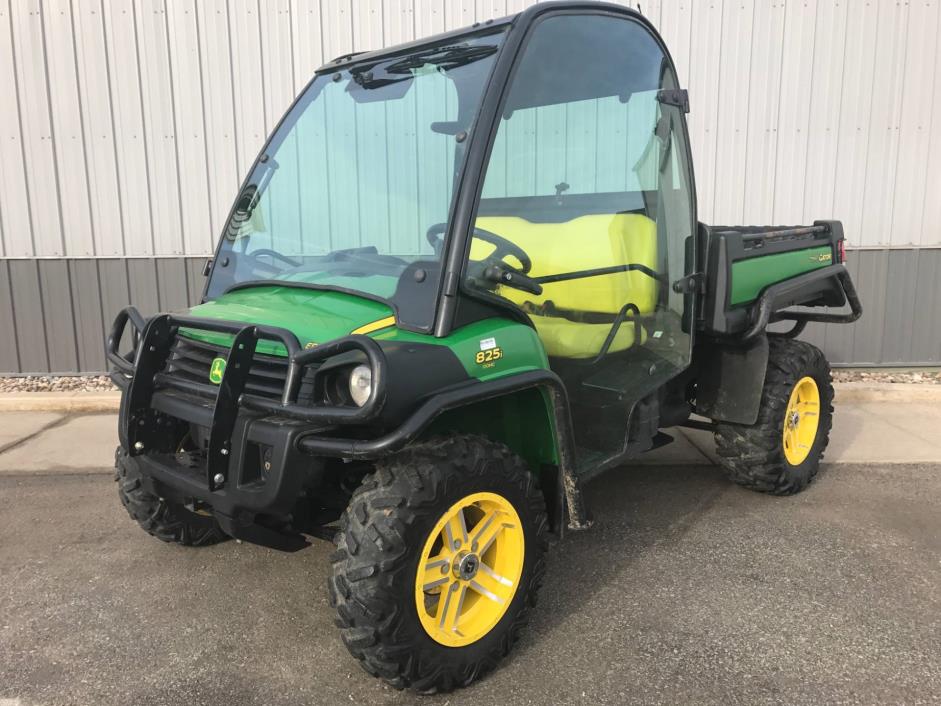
left=473, top=213, right=658, bottom=358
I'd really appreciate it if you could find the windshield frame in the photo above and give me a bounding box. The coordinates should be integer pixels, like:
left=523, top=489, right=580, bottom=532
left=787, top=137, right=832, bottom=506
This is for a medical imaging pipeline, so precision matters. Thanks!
left=202, top=23, right=512, bottom=333
left=437, top=3, right=698, bottom=337
left=202, top=3, right=694, bottom=339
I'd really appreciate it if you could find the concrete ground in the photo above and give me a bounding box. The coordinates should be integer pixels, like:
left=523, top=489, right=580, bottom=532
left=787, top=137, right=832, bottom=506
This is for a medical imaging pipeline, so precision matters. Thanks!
left=0, top=403, right=940, bottom=705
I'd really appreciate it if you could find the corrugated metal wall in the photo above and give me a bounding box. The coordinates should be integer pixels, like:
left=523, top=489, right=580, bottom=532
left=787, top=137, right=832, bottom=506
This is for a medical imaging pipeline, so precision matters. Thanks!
left=0, top=256, right=205, bottom=373
left=3, top=0, right=941, bottom=257
left=1, top=0, right=940, bottom=372
left=1, top=249, right=937, bottom=374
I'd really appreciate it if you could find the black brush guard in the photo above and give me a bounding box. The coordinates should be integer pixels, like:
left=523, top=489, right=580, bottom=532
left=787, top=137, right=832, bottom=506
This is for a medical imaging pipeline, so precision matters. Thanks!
left=107, top=306, right=388, bottom=492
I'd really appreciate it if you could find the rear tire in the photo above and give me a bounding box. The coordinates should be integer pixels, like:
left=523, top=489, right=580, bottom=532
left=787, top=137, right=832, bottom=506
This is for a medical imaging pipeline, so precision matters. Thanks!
left=714, top=339, right=834, bottom=495
left=115, top=447, right=228, bottom=547
left=329, top=434, right=548, bottom=693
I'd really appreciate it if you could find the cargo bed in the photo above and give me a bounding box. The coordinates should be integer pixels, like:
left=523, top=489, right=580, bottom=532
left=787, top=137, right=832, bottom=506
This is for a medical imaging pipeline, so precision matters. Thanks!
left=696, top=220, right=862, bottom=341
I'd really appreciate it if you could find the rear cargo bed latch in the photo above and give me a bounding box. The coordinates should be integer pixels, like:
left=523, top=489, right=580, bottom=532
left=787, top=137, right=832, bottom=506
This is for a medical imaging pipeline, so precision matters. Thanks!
left=672, top=272, right=705, bottom=295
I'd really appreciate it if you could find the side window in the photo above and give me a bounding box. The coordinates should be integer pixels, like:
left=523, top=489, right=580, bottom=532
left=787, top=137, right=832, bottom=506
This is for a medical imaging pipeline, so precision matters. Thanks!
left=481, top=90, right=661, bottom=199
left=466, top=14, right=695, bottom=372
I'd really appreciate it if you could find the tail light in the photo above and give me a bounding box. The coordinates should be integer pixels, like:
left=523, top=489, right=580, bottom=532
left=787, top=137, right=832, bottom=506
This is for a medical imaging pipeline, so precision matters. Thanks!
left=837, top=238, right=846, bottom=264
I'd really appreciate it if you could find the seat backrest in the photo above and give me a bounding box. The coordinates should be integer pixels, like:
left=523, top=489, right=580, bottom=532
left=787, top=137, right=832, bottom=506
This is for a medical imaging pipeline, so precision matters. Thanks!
left=473, top=213, right=658, bottom=314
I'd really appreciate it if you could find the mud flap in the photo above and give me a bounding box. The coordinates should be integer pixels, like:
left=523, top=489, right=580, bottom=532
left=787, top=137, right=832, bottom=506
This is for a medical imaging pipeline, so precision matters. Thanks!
left=695, top=335, right=769, bottom=425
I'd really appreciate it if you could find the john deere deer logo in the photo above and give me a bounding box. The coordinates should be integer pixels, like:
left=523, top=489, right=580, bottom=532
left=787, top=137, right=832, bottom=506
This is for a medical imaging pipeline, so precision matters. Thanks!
left=209, top=357, right=226, bottom=384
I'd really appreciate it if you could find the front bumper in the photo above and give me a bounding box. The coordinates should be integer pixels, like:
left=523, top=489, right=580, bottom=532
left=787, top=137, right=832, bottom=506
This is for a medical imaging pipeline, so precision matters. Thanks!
left=117, top=390, right=323, bottom=516
left=115, top=408, right=324, bottom=546
left=108, top=309, right=388, bottom=475
left=108, top=307, right=388, bottom=539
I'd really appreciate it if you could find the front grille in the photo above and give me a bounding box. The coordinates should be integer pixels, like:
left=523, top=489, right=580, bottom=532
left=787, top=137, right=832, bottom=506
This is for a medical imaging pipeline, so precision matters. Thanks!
left=162, top=334, right=314, bottom=401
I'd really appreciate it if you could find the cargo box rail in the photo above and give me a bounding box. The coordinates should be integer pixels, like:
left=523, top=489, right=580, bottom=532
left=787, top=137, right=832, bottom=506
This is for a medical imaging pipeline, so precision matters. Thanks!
left=107, top=307, right=389, bottom=490
left=713, top=224, right=827, bottom=240
left=740, top=264, right=862, bottom=342
left=697, top=219, right=861, bottom=339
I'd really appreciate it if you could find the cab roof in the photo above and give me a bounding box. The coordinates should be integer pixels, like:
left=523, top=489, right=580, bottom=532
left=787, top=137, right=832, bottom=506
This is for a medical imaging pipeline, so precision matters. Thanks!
left=317, top=1, right=647, bottom=74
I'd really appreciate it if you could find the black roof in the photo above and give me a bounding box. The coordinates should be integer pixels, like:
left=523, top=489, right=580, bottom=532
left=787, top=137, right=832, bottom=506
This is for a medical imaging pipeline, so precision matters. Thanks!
left=317, top=1, right=647, bottom=74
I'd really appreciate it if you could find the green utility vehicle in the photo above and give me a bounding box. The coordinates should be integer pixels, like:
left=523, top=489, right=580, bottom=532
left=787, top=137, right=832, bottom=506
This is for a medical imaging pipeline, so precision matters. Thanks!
left=107, top=2, right=861, bottom=693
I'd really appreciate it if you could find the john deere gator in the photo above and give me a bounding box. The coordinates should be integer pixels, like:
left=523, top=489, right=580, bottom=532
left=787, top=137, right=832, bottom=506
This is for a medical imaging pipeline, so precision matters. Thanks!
left=107, top=1, right=861, bottom=692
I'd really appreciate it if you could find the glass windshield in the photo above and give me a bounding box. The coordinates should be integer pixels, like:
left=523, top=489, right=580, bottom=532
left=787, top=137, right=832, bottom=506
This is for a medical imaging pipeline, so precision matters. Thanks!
left=206, top=29, right=506, bottom=330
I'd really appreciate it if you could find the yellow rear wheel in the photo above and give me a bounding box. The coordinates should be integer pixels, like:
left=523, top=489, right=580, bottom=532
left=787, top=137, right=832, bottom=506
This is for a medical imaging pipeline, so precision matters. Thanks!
left=782, top=376, right=821, bottom=466
left=415, top=492, right=525, bottom=647
left=714, top=339, right=833, bottom=495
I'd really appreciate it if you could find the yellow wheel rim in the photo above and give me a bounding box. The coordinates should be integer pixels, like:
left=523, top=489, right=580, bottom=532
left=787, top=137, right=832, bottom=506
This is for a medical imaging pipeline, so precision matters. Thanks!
left=414, top=491, right=524, bottom=647
left=782, top=376, right=821, bottom=466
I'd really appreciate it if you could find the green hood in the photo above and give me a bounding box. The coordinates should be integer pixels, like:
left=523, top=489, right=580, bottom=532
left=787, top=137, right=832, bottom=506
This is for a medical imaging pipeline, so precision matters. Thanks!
left=182, top=285, right=395, bottom=355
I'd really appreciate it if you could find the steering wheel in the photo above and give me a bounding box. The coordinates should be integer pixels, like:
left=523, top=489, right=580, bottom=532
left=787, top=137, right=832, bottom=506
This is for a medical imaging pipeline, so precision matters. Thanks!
left=425, top=223, right=532, bottom=273
left=247, top=248, right=301, bottom=273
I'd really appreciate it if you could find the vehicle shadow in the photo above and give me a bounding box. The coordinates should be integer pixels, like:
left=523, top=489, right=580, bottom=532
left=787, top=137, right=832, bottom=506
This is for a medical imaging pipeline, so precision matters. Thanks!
left=511, top=462, right=731, bottom=655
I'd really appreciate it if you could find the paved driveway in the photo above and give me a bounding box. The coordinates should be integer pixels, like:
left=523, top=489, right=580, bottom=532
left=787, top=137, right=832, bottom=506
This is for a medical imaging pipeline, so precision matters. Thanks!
left=1, top=458, right=939, bottom=705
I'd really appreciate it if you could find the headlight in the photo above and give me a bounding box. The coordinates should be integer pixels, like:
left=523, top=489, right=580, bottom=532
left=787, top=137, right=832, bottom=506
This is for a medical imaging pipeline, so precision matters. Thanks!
left=348, top=364, right=372, bottom=407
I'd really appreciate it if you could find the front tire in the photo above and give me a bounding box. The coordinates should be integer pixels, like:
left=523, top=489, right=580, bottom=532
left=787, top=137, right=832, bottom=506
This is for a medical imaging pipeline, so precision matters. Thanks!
left=329, top=435, right=549, bottom=693
left=714, top=339, right=834, bottom=495
left=115, top=447, right=228, bottom=546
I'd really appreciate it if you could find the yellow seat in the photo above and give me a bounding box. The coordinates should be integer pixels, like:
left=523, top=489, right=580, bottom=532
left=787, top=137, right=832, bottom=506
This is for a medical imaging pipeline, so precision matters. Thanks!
left=473, top=214, right=658, bottom=358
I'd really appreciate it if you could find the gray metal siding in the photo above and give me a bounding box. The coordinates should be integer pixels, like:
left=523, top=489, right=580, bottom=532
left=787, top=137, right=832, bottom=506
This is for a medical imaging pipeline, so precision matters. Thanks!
left=0, top=256, right=208, bottom=374
left=798, top=249, right=941, bottom=367
left=1, top=0, right=939, bottom=371
left=0, top=249, right=935, bottom=374
left=2, top=0, right=941, bottom=257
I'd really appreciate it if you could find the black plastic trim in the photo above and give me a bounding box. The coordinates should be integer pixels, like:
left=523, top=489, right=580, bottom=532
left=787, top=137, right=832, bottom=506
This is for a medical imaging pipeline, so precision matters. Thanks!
left=318, top=19, right=515, bottom=73
left=737, top=264, right=862, bottom=343
left=534, top=262, right=663, bottom=285
left=106, top=306, right=147, bottom=377
left=295, top=369, right=590, bottom=530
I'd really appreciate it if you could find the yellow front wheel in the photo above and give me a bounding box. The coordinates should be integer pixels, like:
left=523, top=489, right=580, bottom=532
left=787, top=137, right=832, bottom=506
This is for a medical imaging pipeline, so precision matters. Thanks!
left=415, top=492, right=525, bottom=647
left=329, top=435, right=548, bottom=693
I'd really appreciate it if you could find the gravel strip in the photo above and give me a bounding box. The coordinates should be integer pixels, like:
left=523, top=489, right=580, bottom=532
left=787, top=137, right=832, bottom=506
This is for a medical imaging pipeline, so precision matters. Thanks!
left=831, top=369, right=941, bottom=384
left=1, top=368, right=939, bottom=394
left=0, top=375, right=117, bottom=393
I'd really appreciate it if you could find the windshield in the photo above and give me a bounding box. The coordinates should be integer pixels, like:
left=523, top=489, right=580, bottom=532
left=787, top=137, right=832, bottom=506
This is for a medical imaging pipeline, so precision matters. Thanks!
left=206, top=29, right=506, bottom=330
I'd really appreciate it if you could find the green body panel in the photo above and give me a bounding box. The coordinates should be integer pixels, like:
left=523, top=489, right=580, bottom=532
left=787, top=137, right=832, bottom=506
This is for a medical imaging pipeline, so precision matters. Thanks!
left=183, top=286, right=394, bottom=355
left=372, top=318, right=549, bottom=381
left=730, top=246, right=833, bottom=306
left=184, top=286, right=550, bottom=380
left=276, top=272, right=398, bottom=300
left=178, top=287, right=559, bottom=467
left=379, top=318, right=557, bottom=465
left=424, top=387, right=560, bottom=469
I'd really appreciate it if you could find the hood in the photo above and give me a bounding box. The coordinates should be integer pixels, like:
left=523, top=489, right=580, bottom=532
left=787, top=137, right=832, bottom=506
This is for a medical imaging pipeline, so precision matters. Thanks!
left=181, top=285, right=396, bottom=355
